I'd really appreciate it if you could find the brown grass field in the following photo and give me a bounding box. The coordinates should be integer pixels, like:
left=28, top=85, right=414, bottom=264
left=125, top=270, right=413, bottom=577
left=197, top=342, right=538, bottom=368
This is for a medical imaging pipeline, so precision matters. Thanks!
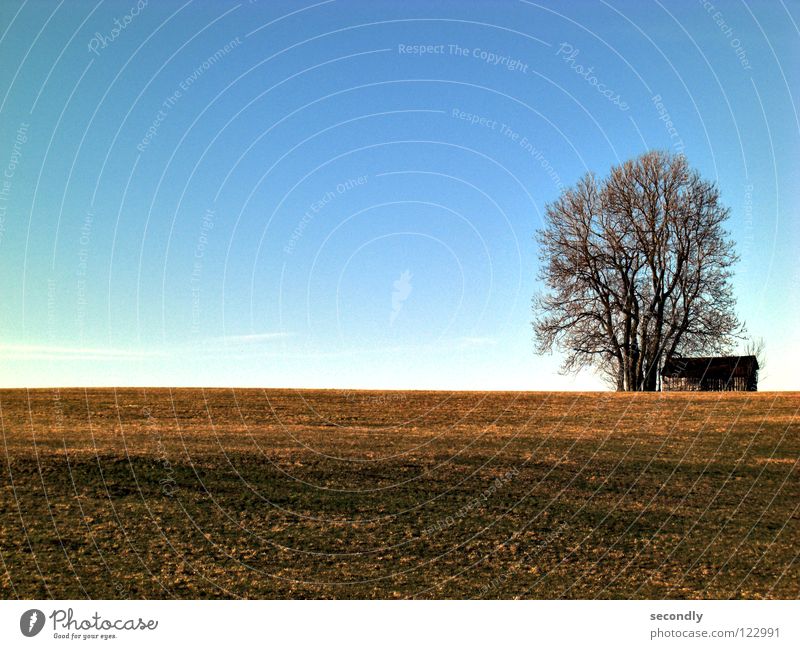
left=0, top=388, right=797, bottom=599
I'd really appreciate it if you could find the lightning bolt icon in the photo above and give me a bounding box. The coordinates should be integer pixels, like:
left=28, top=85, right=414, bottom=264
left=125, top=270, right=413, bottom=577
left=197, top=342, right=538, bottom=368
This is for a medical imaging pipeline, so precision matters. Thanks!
left=28, top=611, right=38, bottom=632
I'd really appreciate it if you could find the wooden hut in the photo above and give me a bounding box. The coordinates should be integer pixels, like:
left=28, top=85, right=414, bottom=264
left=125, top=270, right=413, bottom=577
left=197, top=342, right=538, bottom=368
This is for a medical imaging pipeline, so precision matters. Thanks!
left=661, top=355, right=759, bottom=391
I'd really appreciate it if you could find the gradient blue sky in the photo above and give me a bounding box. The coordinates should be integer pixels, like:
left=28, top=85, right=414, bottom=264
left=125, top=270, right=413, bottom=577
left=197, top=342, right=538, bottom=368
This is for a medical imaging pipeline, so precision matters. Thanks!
left=0, top=0, right=797, bottom=389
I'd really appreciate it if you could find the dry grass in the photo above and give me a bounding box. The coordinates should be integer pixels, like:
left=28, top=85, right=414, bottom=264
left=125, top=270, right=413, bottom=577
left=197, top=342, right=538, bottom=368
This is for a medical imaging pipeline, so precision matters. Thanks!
left=0, top=388, right=797, bottom=599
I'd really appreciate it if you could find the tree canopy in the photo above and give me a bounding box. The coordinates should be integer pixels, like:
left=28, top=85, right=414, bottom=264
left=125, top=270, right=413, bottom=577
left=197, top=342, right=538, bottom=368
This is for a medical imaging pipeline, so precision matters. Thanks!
left=533, top=151, right=743, bottom=391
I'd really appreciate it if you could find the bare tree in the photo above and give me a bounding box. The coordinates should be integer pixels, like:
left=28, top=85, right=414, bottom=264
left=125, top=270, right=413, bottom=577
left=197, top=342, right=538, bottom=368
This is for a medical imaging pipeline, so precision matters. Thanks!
left=744, top=336, right=766, bottom=379
left=533, top=151, right=743, bottom=391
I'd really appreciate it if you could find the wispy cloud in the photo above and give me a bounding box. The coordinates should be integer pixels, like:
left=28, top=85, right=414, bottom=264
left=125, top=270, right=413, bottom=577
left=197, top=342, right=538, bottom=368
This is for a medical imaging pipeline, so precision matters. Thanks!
left=215, top=332, right=294, bottom=344
left=0, top=343, right=165, bottom=360
left=175, top=332, right=296, bottom=359
left=216, top=331, right=294, bottom=344
left=457, top=336, right=497, bottom=348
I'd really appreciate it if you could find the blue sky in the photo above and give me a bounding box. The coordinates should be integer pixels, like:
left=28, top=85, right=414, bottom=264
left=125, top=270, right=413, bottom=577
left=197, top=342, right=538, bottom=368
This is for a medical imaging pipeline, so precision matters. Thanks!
left=0, top=0, right=797, bottom=389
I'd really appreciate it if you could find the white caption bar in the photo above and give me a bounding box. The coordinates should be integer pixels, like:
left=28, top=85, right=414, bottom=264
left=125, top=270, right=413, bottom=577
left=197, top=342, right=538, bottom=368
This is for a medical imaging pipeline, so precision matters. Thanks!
left=0, top=600, right=796, bottom=648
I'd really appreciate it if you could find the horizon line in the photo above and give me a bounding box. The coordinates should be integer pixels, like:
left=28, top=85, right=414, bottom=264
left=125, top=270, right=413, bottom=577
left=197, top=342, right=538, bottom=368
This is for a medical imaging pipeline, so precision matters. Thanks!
left=0, top=385, right=795, bottom=393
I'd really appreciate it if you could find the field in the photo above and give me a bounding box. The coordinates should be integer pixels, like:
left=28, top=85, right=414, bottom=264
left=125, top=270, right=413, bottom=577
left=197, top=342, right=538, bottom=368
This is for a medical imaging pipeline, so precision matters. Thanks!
left=0, top=388, right=797, bottom=599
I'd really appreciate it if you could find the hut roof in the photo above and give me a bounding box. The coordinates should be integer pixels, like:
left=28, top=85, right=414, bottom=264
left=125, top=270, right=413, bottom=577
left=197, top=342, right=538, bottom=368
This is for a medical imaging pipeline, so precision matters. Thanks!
left=661, top=355, right=759, bottom=378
